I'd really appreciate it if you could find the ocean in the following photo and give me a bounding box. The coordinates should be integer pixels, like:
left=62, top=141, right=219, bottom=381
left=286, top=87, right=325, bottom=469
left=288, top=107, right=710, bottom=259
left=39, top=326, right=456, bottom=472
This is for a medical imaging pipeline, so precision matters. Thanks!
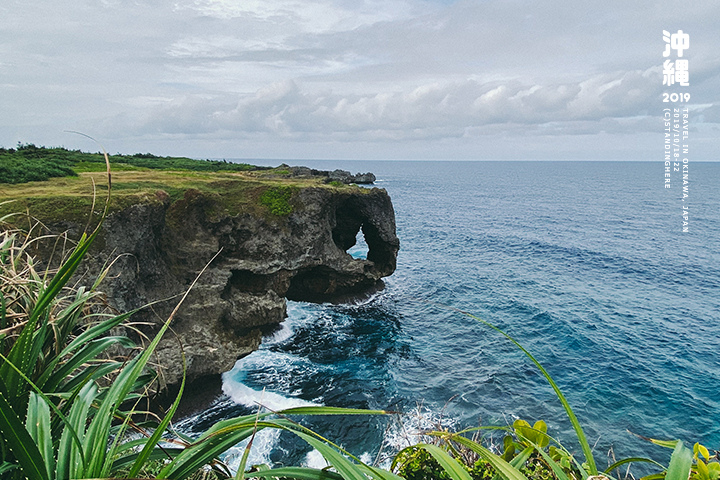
left=179, top=161, right=720, bottom=472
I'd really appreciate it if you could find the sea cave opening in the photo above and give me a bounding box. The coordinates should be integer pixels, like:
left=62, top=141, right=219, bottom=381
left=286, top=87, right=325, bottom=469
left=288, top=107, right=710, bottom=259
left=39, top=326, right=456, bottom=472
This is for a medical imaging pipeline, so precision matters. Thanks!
left=331, top=200, right=366, bottom=260
left=347, top=229, right=369, bottom=260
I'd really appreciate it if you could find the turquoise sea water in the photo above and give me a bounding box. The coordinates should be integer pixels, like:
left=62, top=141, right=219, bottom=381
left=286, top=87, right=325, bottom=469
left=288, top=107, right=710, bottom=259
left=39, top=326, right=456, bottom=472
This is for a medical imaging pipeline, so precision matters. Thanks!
left=182, top=161, right=720, bottom=471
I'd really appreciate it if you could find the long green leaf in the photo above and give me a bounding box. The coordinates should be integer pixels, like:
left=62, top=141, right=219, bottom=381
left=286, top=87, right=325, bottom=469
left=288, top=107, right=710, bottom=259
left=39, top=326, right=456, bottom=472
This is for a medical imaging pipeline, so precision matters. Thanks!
left=0, top=352, right=87, bottom=479
left=509, top=447, right=533, bottom=469
left=111, top=447, right=186, bottom=472
left=34, top=306, right=134, bottom=390
left=278, top=406, right=388, bottom=416
left=357, top=464, right=407, bottom=480
left=60, top=309, right=137, bottom=356
left=31, top=227, right=100, bottom=326
left=0, top=304, right=40, bottom=407
left=649, top=438, right=680, bottom=449
left=666, top=441, right=693, bottom=480
left=517, top=439, right=572, bottom=480
left=42, top=336, right=135, bottom=392
left=0, top=385, right=50, bottom=480
left=639, top=473, right=666, bottom=480
left=57, top=382, right=96, bottom=480
left=0, top=226, right=103, bottom=408
left=235, top=400, right=266, bottom=480
left=127, top=352, right=187, bottom=477
left=290, top=430, right=367, bottom=480
left=456, top=309, right=598, bottom=475
left=82, top=356, right=144, bottom=475
left=604, top=457, right=665, bottom=474
left=160, top=415, right=375, bottom=480
left=59, top=361, right=123, bottom=393
left=449, top=436, right=529, bottom=480
left=415, top=443, right=473, bottom=480
left=0, top=461, right=17, bottom=475
left=157, top=419, right=264, bottom=479
left=247, top=466, right=344, bottom=480
left=26, top=392, right=55, bottom=480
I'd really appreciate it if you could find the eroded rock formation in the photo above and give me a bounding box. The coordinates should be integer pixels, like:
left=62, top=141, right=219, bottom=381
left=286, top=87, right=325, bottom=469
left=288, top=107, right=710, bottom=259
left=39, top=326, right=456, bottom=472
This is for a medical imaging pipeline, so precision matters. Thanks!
left=71, top=185, right=398, bottom=388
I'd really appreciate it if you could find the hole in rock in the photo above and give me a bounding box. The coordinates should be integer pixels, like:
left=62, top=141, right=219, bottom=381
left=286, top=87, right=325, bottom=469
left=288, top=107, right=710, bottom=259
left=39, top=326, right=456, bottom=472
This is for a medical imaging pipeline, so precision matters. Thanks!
left=332, top=203, right=362, bottom=253
left=332, top=200, right=368, bottom=260
left=347, top=230, right=369, bottom=260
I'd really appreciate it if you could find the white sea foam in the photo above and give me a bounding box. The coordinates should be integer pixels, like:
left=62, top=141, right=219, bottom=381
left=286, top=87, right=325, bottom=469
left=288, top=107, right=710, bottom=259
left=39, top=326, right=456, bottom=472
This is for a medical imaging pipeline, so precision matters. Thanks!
left=222, top=378, right=318, bottom=411
left=377, top=404, right=458, bottom=466
left=264, top=301, right=316, bottom=344
left=222, top=428, right=283, bottom=473
left=304, top=449, right=328, bottom=469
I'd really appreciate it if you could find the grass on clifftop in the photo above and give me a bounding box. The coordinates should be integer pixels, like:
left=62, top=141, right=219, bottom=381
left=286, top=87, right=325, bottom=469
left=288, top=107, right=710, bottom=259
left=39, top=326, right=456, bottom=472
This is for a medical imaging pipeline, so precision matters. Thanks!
left=0, top=145, right=364, bottom=223
left=0, top=143, right=263, bottom=184
left=0, top=170, right=329, bottom=223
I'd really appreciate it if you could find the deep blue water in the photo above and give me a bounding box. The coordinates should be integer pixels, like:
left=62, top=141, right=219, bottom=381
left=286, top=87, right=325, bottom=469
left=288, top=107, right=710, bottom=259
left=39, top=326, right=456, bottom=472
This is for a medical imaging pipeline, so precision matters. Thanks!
left=182, top=161, right=720, bottom=472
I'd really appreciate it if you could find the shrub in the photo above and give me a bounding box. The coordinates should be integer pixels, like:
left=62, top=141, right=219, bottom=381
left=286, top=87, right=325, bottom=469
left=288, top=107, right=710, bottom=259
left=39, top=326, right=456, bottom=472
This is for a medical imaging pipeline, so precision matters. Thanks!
left=0, top=146, right=77, bottom=183
left=0, top=145, right=265, bottom=184
left=259, top=186, right=296, bottom=216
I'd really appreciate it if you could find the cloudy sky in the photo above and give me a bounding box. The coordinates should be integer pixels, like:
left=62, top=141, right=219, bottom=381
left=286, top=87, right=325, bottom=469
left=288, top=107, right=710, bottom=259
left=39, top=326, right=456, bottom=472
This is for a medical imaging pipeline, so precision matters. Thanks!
left=1, top=0, right=718, bottom=160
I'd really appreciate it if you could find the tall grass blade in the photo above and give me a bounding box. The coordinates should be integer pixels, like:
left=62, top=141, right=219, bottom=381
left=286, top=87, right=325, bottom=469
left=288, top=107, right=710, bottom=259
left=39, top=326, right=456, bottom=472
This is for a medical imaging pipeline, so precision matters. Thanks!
left=157, top=421, right=259, bottom=479
left=414, top=443, right=474, bottom=480
left=162, top=433, right=255, bottom=479
left=159, top=414, right=385, bottom=480
left=508, top=447, right=533, bottom=469
left=60, top=309, right=137, bottom=356
left=59, top=361, right=122, bottom=394
left=521, top=440, right=574, bottom=480
left=357, top=464, right=407, bottom=480
left=247, top=467, right=344, bottom=480
left=111, top=448, right=186, bottom=472
left=41, top=336, right=135, bottom=392
left=126, top=352, right=187, bottom=477
left=448, top=435, right=529, bottom=480
left=289, top=430, right=368, bottom=480
left=0, top=351, right=88, bottom=477
left=235, top=397, right=263, bottom=480
left=604, top=457, right=665, bottom=475
left=456, top=309, right=598, bottom=475
left=278, top=406, right=388, bottom=416
left=0, top=309, right=40, bottom=406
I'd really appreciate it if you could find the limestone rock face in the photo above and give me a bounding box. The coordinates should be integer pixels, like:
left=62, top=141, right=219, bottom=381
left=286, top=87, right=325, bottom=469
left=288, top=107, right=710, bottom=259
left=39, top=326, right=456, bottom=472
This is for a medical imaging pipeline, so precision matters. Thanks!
left=72, top=186, right=399, bottom=387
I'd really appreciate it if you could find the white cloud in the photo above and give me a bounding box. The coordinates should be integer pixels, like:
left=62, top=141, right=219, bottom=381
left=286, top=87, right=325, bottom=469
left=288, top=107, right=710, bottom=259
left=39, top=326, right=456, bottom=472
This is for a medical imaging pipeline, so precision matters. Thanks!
left=113, top=64, right=679, bottom=145
left=181, top=0, right=419, bottom=32
left=0, top=0, right=718, bottom=159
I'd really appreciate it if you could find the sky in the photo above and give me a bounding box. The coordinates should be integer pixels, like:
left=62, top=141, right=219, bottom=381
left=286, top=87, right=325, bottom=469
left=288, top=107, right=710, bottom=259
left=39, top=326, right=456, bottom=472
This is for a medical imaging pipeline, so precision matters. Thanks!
left=1, top=0, right=718, bottom=161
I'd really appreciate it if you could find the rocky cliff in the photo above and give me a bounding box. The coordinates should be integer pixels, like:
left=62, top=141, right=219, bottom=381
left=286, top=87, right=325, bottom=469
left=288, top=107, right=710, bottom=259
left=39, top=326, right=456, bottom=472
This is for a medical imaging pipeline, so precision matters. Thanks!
left=60, top=182, right=399, bottom=388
